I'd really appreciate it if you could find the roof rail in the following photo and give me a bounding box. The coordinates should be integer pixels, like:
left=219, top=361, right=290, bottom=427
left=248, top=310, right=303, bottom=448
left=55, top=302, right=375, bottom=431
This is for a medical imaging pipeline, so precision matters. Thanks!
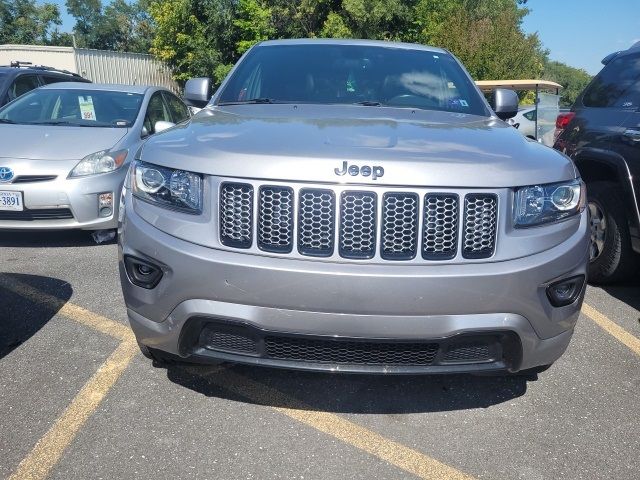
left=0, top=61, right=82, bottom=78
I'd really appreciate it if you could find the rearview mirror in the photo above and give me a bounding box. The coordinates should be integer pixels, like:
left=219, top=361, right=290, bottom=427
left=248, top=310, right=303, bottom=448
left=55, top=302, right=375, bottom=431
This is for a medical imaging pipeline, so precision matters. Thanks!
left=154, top=120, right=175, bottom=134
left=490, top=88, right=518, bottom=120
left=184, top=77, right=212, bottom=108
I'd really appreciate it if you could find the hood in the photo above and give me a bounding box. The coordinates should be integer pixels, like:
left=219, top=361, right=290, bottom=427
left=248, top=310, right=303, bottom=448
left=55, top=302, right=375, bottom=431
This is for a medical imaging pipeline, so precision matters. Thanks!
left=142, top=105, right=577, bottom=188
left=0, top=124, right=128, bottom=160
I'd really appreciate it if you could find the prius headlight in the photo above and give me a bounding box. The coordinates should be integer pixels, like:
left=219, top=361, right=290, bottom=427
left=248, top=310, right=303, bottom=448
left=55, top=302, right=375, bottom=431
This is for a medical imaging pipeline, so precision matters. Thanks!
left=132, top=160, right=203, bottom=214
left=69, top=149, right=128, bottom=177
left=514, top=179, right=585, bottom=227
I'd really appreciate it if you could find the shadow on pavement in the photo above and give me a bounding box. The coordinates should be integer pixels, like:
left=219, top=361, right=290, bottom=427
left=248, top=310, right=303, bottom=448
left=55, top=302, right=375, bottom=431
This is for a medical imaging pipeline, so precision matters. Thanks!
left=0, top=230, right=116, bottom=248
left=0, top=273, right=72, bottom=359
left=602, top=278, right=640, bottom=312
left=165, top=362, right=530, bottom=414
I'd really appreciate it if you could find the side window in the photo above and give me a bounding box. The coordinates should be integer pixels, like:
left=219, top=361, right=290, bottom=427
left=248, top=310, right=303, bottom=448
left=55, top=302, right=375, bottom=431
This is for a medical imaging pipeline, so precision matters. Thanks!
left=162, top=92, right=190, bottom=123
left=41, top=75, right=67, bottom=85
left=7, top=75, right=40, bottom=102
left=583, top=53, right=640, bottom=108
left=143, top=92, right=172, bottom=135
left=523, top=110, right=536, bottom=121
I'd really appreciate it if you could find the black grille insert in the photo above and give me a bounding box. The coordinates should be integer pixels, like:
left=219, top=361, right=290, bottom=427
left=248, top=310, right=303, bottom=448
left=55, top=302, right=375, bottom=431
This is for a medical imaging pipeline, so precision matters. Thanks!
left=220, top=182, right=254, bottom=248
left=11, top=175, right=57, bottom=183
left=381, top=192, right=419, bottom=260
left=422, top=194, right=459, bottom=260
left=0, top=208, right=73, bottom=221
left=265, top=337, right=439, bottom=366
left=258, top=186, right=294, bottom=253
left=463, top=194, right=498, bottom=259
left=298, top=188, right=335, bottom=257
left=339, top=191, right=377, bottom=259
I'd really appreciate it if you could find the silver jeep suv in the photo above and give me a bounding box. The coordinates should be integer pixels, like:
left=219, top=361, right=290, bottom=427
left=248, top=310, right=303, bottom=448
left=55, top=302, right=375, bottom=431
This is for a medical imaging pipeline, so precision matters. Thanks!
left=119, top=39, right=589, bottom=375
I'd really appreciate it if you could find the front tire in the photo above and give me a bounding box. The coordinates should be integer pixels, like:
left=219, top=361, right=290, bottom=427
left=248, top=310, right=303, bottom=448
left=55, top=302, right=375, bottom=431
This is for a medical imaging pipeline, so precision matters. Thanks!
left=587, top=182, right=638, bottom=284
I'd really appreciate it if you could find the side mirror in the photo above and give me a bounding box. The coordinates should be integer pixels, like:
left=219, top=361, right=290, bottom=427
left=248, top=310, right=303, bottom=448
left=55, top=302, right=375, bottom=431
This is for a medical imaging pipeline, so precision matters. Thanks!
left=154, top=120, right=175, bottom=134
left=184, top=77, right=212, bottom=108
left=141, top=126, right=149, bottom=138
left=490, top=88, right=519, bottom=120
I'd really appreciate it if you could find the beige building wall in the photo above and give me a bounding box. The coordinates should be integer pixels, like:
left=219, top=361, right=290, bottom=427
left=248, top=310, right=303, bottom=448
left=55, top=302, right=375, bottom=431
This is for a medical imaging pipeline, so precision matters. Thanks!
left=0, top=45, right=77, bottom=72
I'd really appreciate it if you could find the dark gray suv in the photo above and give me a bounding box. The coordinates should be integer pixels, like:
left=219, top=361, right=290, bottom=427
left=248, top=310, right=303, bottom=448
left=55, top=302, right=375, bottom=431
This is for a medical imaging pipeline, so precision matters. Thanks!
left=119, top=40, right=589, bottom=375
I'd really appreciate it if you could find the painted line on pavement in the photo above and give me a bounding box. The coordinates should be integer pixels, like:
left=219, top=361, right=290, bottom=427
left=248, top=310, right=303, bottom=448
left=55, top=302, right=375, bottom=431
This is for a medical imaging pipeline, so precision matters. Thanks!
left=582, top=303, right=640, bottom=356
left=192, top=366, right=474, bottom=480
left=9, top=339, right=139, bottom=480
left=0, top=276, right=132, bottom=341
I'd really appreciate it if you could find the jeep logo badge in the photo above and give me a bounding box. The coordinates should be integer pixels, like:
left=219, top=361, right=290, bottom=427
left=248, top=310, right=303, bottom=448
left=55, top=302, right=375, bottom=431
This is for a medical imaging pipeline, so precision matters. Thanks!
left=334, top=161, right=384, bottom=180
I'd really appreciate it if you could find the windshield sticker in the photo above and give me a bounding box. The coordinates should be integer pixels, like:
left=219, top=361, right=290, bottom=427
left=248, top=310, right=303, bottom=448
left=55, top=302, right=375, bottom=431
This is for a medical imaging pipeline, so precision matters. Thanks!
left=78, top=96, right=97, bottom=121
left=459, top=99, right=469, bottom=107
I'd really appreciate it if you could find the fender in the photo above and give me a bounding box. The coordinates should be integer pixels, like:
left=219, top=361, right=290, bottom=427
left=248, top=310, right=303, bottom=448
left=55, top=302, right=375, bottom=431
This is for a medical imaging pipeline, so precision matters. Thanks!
left=573, top=147, right=640, bottom=248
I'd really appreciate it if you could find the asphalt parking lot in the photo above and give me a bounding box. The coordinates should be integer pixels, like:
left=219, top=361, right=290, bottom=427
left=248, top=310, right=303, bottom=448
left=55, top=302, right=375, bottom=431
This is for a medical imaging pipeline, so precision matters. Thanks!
left=0, top=231, right=638, bottom=480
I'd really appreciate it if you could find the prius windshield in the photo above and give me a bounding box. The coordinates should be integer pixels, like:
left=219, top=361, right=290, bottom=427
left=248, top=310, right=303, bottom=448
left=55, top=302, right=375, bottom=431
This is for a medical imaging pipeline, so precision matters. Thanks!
left=0, top=88, right=144, bottom=127
left=218, top=43, right=488, bottom=115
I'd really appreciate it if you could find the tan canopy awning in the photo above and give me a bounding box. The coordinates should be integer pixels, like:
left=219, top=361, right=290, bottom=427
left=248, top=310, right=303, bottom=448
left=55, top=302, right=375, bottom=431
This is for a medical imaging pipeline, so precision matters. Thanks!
left=475, top=79, right=563, bottom=92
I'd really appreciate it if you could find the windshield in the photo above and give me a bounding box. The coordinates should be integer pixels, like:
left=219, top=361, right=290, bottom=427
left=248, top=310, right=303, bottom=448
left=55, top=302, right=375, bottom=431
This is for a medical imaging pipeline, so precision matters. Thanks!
left=0, top=88, right=144, bottom=127
left=218, top=44, right=488, bottom=115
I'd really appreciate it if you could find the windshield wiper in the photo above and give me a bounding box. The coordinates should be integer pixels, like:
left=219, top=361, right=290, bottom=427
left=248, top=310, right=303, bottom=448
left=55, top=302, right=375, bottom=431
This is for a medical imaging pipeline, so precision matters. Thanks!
left=0, top=118, right=16, bottom=124
left=218, top=98, right=279, bottom=106
left=353, top=101, right=382, bottom=106
left=28, top=120, right=106, bottom=127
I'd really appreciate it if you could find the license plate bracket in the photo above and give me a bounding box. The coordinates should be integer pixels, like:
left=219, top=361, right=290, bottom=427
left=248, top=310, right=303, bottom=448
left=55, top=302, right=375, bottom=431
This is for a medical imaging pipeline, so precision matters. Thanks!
left=0, top=191, right=24, bottom=211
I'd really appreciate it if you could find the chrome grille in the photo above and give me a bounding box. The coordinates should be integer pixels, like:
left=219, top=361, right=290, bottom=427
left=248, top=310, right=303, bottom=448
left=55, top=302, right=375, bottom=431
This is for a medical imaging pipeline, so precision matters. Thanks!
left=258, top=186, right=294, bottom=253
left=219, top=183, right=253, bottom=248
left=218, top=181, right=499, bottom=262
left=339, top=191, right=377, bottom=259
left=298, top=189, right=335, bottom=256
left=463, top=194, right=498, bottom=258
left=381, top=193, right=419, bottom=260
left=422, top=194, right=459, bottom=260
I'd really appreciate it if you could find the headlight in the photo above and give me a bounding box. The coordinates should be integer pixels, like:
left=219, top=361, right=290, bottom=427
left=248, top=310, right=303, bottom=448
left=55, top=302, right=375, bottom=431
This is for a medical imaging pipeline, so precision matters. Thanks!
left=69, top=149, right=128, bottom=177
left=514, top=179, right=585, bottom=227
left=132, top=160, right=203, bottom=214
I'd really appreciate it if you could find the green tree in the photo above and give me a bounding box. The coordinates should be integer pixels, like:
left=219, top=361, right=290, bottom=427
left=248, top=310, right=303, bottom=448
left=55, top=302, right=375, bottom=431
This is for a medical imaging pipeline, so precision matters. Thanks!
left=542, top=59, right=592, bottom=107
left=66, top=0, right=153, bottom=52
left=0, top=0, right=66, bottom=45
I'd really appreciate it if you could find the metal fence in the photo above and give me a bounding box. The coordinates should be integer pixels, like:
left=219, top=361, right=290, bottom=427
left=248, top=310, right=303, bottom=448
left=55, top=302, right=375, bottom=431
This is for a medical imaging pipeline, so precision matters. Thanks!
left=74, top=49, right=180, bottom=94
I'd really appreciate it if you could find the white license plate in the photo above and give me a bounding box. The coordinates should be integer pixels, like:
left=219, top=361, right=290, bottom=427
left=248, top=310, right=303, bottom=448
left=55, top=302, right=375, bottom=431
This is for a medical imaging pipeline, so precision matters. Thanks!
left=0, top=191, right=23, bottom=211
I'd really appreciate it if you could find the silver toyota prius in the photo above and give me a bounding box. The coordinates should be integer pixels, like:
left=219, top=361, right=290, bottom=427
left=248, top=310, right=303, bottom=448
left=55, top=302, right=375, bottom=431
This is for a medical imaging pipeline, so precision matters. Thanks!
left=0, top=83, right=190, bottom=232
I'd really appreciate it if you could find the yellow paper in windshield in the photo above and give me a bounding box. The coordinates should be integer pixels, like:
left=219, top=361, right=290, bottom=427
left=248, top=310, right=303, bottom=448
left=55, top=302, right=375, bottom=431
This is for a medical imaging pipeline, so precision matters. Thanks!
left=78, top=96, right=97, bottom=121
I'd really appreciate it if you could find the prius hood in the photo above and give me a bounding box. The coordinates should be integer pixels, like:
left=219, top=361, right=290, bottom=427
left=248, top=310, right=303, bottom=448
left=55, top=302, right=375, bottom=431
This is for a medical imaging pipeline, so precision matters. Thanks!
left=0, top=124, right=128, bottom=161
left=142, top=104, right=577, bottom=188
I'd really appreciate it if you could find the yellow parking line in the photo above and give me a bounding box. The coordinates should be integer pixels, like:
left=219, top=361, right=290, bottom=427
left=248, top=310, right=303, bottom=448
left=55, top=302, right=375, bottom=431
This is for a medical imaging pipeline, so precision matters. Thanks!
left=196, top=367, right=474, bottom=480
left=9, top=339, right=139, bottom=480
left=582, top=303, right=640, bottom=356
left=0, top=276, right=133, bottom=341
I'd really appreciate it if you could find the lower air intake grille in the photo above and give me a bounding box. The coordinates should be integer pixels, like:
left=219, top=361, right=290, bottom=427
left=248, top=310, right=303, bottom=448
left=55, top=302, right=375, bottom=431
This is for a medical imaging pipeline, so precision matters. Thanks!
left=443, top=343, right=491, bottom=363
left=298, top=189, right=335, bottom=257
left=0, top=208, right=73, bottom=221
left=463, top=194, right=498, bottom=259
left=201, top=331, right=258, bottom=354
left=264, top=337, right=439, bottom=366
left=220, top=183, right=253, bottom=248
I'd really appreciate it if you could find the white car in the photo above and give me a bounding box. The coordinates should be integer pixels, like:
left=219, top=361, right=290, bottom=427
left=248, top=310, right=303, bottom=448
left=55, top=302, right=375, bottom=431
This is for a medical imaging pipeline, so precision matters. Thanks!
left=507, top=106, right=536, bottom=139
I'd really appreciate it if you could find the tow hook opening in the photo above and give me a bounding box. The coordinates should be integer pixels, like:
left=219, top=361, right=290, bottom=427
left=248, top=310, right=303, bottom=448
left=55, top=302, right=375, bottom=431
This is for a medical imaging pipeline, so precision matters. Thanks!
left=546, top=275, right=585, bottom=307
left=124, top=255, right=163, bottom=289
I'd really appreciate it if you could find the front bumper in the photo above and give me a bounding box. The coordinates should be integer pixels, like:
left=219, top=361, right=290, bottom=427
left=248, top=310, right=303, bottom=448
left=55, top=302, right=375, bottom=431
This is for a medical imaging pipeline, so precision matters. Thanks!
left=0, top=170, right=124, bottom=230
left=120, top=203, right=589, bottom=373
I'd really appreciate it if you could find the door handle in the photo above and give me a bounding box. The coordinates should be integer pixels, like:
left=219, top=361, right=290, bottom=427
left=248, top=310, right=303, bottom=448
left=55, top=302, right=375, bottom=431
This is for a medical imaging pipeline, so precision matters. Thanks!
left=623, top=129, right=640, bottom=141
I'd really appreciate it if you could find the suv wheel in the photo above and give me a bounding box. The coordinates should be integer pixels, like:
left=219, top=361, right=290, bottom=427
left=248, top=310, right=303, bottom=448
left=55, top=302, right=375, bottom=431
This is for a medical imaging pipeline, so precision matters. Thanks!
left=587, top=182, right=638, bottom=284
